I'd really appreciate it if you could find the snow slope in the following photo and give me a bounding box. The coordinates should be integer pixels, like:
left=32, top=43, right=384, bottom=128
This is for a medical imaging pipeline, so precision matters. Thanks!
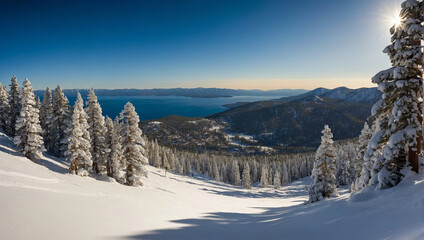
left=0, top=131, right=423, bottom=240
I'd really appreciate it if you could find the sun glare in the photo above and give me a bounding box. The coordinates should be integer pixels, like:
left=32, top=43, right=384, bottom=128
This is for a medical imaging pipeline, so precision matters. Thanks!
left=390, top=15, right=402, bottom=28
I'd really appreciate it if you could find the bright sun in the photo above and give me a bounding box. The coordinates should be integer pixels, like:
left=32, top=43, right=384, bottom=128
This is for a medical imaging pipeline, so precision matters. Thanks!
left=391, top=15, right=402, bottom=28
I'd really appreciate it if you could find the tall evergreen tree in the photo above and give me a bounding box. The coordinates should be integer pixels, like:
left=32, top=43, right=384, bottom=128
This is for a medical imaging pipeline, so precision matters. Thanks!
left=368, top=0, right=423, bottom=189
left=309, top=125, right=338, bottom=203
left=49, top=85, right=71, bottom=157
left=65, top=93, right=92, bottom=175
left=40, top=88, right=53, bottom=148
left=9, top=75, right=21, bottom=136
left=120, top=102, right=148, bottom=186
left=162, top=151, right=169, bottom=170
left=353, top=123, right=373, bottom=180
left=242, top=161, right=251, bottom=189
left=273, top=170, right=281, bottom=189
left=107, top=116, right=126, bottom=183
left=335, top=157, right=350, bottom=187
left=152, top=139, right=162, bottom=168
left=350, top=123, right=373, bottom=191
left=184, top=156, right=192, bottom=175
left=212, top=159, right=220, bottom=181
left=0, top=83, right=11, bottom=134
left=355, top=122, right=383, bottom=192
left=231, top=160, right=241, bottom=186
left=35, top=96, right=41, bottom=111
left=260, top=164, right=269, bottom=187
left=105, top=117, right=114, bottom=176
left=85, top=88, right=107, bottom=173
left=281, top=163, right=290, bottom=186
left=13, top=78, right=44, bottom=160
left=251, top=159, right=258, bottom=183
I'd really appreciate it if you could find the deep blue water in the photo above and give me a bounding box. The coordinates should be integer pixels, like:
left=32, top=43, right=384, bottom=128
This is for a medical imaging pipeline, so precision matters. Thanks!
left=66, top=95, right=281, bottom=121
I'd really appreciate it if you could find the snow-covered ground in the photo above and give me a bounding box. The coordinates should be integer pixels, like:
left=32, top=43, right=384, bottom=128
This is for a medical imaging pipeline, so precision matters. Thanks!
left=0, top=132, right=423, bottom=240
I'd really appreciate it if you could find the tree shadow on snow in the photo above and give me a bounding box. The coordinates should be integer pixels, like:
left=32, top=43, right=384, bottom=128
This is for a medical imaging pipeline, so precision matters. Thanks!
left=0, top=145, right=25, bottom=158
left=199, top=187, right=288, bottom=199
left=0, top=132, right=69, bottom=174
left=122, top=196, right=400, bottom=240
left=121, top=201, right=344, bottom=240
left=37, top=152, right=69, bottom=174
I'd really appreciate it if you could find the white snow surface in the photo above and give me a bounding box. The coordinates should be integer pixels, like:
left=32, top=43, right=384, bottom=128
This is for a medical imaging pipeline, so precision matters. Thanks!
left=0, top=132, right=423, bottom=240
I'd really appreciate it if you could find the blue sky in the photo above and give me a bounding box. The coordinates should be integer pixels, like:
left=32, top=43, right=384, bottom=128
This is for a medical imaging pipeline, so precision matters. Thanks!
left=0, top=0, right=403, bottom=90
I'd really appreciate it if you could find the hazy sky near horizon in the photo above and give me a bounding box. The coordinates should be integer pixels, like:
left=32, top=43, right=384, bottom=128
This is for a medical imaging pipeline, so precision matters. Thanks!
left=0, top=0, right=403, bottom=90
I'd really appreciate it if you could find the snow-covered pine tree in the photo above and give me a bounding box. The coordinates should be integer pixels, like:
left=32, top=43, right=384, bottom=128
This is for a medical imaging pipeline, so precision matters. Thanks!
left=168, top=151, right=176, bottom=172
left=355, top=121, right=383, bottom=192
left=35, top=96, right=41, bottom=111
left=184, top=157, right=191, bottom=176
left=13, top=78, right=44, bottom=160
left=49, top=85, right=71, bottom=157
left=177, top=155, right=185, bottom=174
left=40, top=88, right=54, bottom=148
left=9, top=76, right=21, bottom=136
left=0, top=83, right=12, bottom=134
left=368, top=0, right=423, bottom=189
left=212, top=159, right=220, bottom=181
left=281, top=163, right=290, bottom=186
left=335, top=156, right=350, bottom=187
left=260, top=164, right=269, bottom=187
left=149, top=139, right=162, bottom=168
left=220, top=165, right=227, bottom=183
left=152, top=139, right=161, bottom=168
left=105, top=117, right=113, bottom=176
left=162, top=151, right=169, bottom=170
left=251, top=159, right=258, bottom=183
left=85, top=88, right=107, bottom=174
left=120, top=102, right=148, bottom=186
left=309, top=125, right=338, bottom=203
left=105, top=116, right=125, bottom=182
left=350, top=123, right=373, bottom=191
left=353, top=123, right=372, bottom=179
left=65, top=93, right=92, bottom=175
left=273, top=170, right=281, bottom=189
left=231, top=159, right=241, bottom=186
left=242, top=161, right=251, bottom=189
left=290, top=163, right=300, bottom=181
left=108, top=116, right=126, bottom=183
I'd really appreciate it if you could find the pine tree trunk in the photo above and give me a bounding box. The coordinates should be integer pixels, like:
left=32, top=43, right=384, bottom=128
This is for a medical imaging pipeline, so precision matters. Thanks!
left=92, top=162, right=99, bottom=174
left=71, top=161, right=77, bottom=174
left=408, top=3, right=423, bottom=174
left=107, top=166, right=113, bottom=177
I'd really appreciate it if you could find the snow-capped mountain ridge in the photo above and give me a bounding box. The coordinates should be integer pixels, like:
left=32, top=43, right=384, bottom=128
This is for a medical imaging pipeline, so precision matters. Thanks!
left=281, top=86, right=380, bottom=104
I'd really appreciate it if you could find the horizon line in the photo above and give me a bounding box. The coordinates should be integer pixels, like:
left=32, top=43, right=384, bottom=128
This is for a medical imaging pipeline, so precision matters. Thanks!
left=30, top=85, right=377, bottom=92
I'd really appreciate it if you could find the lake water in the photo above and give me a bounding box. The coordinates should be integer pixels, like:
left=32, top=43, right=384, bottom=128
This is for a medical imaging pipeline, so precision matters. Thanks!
left=66, top=95, right=282, bottom=121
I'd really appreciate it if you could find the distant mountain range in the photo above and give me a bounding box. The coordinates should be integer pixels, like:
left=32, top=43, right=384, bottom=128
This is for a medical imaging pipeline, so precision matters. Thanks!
left=34, top=87, right=308, bottom=98
left=141, top=86, right=381, bottom=154
left=223, top=87, right=380, bottom=108
left=278, top=86, right=380, bottom=104
left=210, top=87, right=380, bottom=148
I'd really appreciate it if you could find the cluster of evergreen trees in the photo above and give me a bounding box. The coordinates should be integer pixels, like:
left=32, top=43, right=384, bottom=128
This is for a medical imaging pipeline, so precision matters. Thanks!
left=145, top=129, right=364, bottom=194
left=309, top=0, right=424, bottom=202
left=353, top=0, right=423, bottom=191
left=146, top=138, right=329, bottom=189
left=0, top=77, right=148, bottom=186
left=308, top=124, right=372, bottom=202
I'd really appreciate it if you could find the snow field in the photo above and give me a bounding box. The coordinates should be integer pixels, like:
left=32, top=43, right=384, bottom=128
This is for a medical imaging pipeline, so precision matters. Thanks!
left=0, top=132, right=423, bottom=240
